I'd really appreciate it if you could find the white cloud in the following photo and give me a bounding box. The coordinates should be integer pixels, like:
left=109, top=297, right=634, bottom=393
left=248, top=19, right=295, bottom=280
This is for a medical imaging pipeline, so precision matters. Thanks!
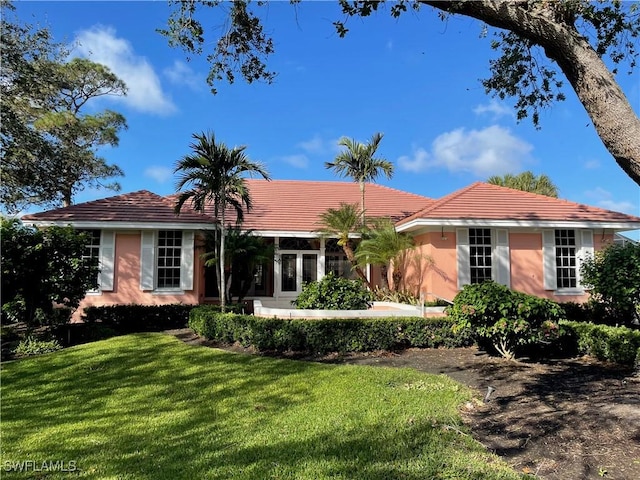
left=296, top=134, right=341, bottom=156
left=584, top=159, right=601, bottom=170
left=398, top=148, right=430, bottom=173
left=282, top=154, right=309, bottom=169
left=585, top=187, right=639, bottom=215
left=144, top=166, right=173, bottom=184
left=163, top=60, right=201, bottom=91
left=473, top=100, right=513, bottom=120
left=74, top=26, right=176, bottom=115
left=398, top=125, right=533, bottom=177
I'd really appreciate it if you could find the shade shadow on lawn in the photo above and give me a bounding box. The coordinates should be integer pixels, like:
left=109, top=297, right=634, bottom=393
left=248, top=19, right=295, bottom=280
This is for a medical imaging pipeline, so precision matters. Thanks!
left=0, top=334, right=525, bottom=480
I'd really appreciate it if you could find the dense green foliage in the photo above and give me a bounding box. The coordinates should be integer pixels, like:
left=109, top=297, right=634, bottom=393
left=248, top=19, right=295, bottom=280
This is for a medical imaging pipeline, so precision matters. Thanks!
left=560, top=320, right=640, bottom=367
left=1, top=219, right=99, bottom=327
left=1, top=3, right=127, bottom=211
left=1, top=334, right=524, bottom=479
left=82, top=304, right=193, bottom=333
left=486, top=171, right=559, bottom=197
left=189, top=306, right=472, bottom=354
left=447, top=281, right=565, bottom=360
left=580, top=242, right=640, bottom=326
left=293, top=272, right=373, bottom=310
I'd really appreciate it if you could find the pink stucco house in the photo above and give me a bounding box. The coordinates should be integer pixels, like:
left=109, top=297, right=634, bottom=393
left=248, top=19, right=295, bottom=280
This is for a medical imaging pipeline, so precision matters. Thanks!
left=22, top=180, right=640, bottom=313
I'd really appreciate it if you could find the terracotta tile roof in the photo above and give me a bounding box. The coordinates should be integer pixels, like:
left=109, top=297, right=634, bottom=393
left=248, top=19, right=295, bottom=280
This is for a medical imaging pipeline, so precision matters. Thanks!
left=167, top=179, right=434, bottom=232
left=397, top=182, right=640, bottom=226
left=22, top=190, right=210, bottom=224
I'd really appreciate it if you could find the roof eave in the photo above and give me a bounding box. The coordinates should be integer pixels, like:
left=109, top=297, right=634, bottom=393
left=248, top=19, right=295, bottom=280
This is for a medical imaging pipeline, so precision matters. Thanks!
left=396, top=218, right=640, bottom=232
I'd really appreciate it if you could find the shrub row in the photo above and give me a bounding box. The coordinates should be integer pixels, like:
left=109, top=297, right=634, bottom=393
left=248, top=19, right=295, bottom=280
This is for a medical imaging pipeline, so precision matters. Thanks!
left=560, top=320, right=640, bottom=366
left=82, top=304, right=194, bottom=334
left=188, top=306, right=472, bottom=354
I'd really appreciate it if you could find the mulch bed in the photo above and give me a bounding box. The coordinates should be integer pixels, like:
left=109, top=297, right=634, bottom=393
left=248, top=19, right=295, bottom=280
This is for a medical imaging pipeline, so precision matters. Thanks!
left=169, top=329, right=640, bottom=480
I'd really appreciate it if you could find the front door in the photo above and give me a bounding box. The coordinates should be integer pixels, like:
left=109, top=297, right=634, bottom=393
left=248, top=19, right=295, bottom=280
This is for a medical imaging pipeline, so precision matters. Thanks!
left=279, top=252, right=318, bottom=296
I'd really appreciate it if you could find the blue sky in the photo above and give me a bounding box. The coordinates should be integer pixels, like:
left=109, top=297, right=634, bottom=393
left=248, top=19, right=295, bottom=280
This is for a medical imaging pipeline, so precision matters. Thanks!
left=14, top=1, right=640, bottom=238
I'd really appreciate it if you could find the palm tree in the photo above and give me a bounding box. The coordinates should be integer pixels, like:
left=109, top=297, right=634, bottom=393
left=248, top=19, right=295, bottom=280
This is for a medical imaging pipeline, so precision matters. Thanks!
left=355, top=218, right=415, bottom=291
left=317, top=203, right=371, bottom=288
left=487, top=171, right=559, bottom=197
left=174, top=131, right=270, bottom=311
left=325, top=132, right=394, bottom=225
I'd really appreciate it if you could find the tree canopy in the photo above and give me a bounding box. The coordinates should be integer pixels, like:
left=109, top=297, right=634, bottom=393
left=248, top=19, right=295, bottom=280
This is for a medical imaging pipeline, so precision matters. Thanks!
left=487, top=171, right=559, bottom=197
left=161, top=0, right=640, bottom=185
left=325, top=132, right=394, bottom=226
left=1, top=3, right=127, bottom=212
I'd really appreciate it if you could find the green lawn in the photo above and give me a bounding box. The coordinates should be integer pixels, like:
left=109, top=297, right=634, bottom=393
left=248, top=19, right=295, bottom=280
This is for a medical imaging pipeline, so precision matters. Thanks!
left=1, top=334, right=526, bottom=479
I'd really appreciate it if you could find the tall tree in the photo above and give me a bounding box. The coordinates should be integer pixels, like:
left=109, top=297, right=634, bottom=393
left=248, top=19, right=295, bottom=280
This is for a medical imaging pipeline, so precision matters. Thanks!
left=317, top=203, right=371, bottom=288
left=161, top=1, right=640, bottom=185
left=325, top=132, right=394, bottom=225
left=355, top=218, right=415, bottom=291
left=174, top=131, right=270, bottom=312
left=487, top=171, right=559, bottom=197
left=1, top=4, right=128, bottom=211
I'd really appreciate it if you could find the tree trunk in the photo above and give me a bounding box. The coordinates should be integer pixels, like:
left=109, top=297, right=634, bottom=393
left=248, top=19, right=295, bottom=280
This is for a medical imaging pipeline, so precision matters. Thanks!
left=360, top=180, right=366, bottom=226
left=422, top=0, right=640, bottom=185
left=219, top=209, right=227, bottom=312
left=342, top=240, right=372, bottom=289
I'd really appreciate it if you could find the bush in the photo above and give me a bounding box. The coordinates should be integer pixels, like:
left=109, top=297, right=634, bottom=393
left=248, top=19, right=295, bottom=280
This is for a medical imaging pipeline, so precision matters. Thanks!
left=188, top=306, right=471, bottom=354
left=82, top=304, right=193, bottom=333
left=560, top=320, right=640, bottom=366
left=446, top=281, right=565, bottom=360
left=13, top=336, right=62, bottom=357
left=580, top=242, right=640, bottom=326
left=1, top=219, right=99, bottom=327
left=293, top=272, right=373, bottom=310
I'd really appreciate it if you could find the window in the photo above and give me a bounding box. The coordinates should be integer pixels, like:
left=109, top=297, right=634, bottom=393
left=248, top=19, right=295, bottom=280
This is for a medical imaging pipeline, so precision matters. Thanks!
left=555, top=229, right=577, bottom=288
left=469, top=228, right=492, bottom=284
left=81, top=229, right=101, bottom=288
left=324, top=239, right=355, bottom=279
left=157, top=230, right=182, bottom=289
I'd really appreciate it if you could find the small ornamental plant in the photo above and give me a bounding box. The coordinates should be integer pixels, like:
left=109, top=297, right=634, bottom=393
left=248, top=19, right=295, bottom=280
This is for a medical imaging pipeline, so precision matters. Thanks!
left=447, top=281, right=565, bottom=360
left=293, top=272, right=373, bottom=310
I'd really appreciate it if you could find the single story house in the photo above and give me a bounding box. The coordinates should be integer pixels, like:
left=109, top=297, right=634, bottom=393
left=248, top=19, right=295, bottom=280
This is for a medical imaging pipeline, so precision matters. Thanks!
left=22, top=179, right=640, bottom=313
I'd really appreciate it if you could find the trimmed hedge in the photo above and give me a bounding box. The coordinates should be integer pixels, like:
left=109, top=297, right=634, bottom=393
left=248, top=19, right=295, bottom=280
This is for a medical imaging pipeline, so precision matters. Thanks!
left=188, top=306, right=472, bottom=354
left=82, top=304, right=194, bottom=334
left=560, top=320, right=640, bottom=366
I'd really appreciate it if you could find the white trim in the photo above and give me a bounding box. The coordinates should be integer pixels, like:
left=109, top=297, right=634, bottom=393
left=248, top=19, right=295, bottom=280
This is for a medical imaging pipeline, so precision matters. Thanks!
left=456, top=228, right=470, bottom=288
left=140, top=231, right=156, bottom=291
left=397, top=218, right=640, bottom=232
left=180, top=230, right=194, bottom=291
left=99, top=230, right=116, bottom=291
left=25, top=220, right=214, bottom=230
left=493, top=229, right=511, bottom=288
left=152, top=289, right=185, bottom=295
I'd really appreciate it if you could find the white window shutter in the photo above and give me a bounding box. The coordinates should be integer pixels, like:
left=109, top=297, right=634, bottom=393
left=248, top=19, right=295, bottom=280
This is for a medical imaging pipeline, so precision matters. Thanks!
left=542, top=230, right=557, bottom=290
left=493, top=229, right=511, bottom=288
left=578, top=230, right=594, bottom=288
left=180, top=230, right=194, bottom=291
left=140, top=231, right=156, bottom=291
left=99, top=230, right=116, bottom=291
left=456, top=228, right=470, bottom=288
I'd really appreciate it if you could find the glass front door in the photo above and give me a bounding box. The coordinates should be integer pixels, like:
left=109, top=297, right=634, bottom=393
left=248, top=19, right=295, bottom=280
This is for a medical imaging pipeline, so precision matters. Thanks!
left=279, top=252, right=318, bottom=295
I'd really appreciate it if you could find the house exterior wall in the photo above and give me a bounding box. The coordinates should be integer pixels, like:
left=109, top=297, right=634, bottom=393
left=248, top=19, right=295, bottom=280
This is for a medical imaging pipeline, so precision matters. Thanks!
left=74, top=232, right=200, bottom=320
left=405, top=229, right=616, bottom=304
